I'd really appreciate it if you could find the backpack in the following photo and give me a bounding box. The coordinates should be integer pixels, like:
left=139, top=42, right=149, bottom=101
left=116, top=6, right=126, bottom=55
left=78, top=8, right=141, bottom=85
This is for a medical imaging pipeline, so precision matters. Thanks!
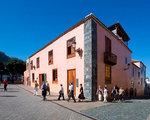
left=42, top=83, right=47, bottom=90
left=112, top=89, right=116, bottom=95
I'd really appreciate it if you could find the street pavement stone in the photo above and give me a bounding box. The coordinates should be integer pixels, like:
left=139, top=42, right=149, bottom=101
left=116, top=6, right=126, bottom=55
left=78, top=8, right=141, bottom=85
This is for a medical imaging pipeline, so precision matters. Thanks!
left=2, top=84, right=150, bottom=120
left=0, top=84, right=92, bottom=120
left=82, top=100, right=150, bottom=120
left=18, top=84, right=107, bottom=112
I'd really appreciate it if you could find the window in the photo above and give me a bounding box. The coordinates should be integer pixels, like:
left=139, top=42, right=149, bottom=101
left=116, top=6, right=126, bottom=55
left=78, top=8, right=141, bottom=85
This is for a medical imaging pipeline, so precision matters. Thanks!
left=105, top=64, right=111, bottom=84
left=48, top=50, right=53, bottom=65
left=52, top=69, right=58, bottom=83
left=31, top=60, right=33, bottom=70
left=125, top=57, right=128, bottom=64
left=138, top=71, right=140, bottom=78
left=67, top=37, right=76, bottom=58
left=141, top=78, right=143, bottom=85
left=32, top=73, right=35, bottom=82
left=132, top=67, right=134, bottom=77
left=36, top=57, right=40, bottom=68
left=105, top=36, right=111, bottom=53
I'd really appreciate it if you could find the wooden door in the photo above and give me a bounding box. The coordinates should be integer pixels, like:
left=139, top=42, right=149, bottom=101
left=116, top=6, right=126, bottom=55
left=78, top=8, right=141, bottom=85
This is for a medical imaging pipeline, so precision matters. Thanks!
left=67, top=69, right=76, bottom=95
left=39, top=74, right=43, bottom=88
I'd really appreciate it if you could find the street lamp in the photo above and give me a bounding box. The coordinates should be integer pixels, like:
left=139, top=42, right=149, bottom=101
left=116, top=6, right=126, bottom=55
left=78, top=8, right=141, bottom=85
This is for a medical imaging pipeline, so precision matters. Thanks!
left=124, top=63, right=130, bottom=71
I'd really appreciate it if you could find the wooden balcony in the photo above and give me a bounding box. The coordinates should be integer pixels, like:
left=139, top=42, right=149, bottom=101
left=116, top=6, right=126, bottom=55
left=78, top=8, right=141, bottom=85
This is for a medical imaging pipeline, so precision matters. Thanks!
left=104, top=52, right=117, bottom=65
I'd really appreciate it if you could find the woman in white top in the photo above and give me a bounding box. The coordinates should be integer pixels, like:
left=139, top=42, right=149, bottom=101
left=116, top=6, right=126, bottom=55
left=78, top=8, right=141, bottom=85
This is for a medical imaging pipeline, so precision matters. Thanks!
left=103, top=86, right=108, bottom=102
left=97, top=85, right=103, bottom=101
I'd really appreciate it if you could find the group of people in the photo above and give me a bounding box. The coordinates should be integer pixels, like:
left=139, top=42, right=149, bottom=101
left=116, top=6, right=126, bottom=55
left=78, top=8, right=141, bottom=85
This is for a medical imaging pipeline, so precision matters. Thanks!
left=58, top=83, right=85, bottom=102
left=96, top=85, right=108, bottom=102
left=34, top=81, right=85, bottom=102
left=34, top=81, right=125, bottom=102
left=111, top=86, right=125, bottom=101
left=33, top=81, right=50, bottom=100
left=96, top=85, right=125, bottom=102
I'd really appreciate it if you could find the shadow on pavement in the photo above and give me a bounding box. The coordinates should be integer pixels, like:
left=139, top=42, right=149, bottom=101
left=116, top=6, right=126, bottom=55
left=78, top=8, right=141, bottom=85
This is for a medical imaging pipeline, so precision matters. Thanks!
left=111, top=100, right=133, bottom=104
left=0, top=95, right=17, bottom=97
left=7, top=88, right=20, bottom=90
left=7, top=90, right=19, bottom=92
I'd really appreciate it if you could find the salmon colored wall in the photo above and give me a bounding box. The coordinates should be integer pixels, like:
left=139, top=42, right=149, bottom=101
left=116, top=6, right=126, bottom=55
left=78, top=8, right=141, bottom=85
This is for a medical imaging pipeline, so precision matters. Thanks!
left=29, top=24, right=85, bottom=96
left=96, top=21, right=132, bottom=92
left=24, top=70, right=29, bottom=85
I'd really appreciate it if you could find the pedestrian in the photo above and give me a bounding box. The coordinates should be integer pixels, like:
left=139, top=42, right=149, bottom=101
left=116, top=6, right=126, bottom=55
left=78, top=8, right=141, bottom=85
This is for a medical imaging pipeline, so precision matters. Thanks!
left=46, top=83, right=50, bottom=95
left=58, top=84, right=65, bottom=100
left=111, top=86, right=117, bottom=101
left=119, top=87, right=124, bottom=101
left=34, top=81, right=39, bottom=96
left=96, top=85, right=103, bottom=101
left=103, top=86, right=108, bottom=102
left=67, top=83, right=76, bottom=102
left=3, top=79, right=8, bottom=91
left=78, top=84, right=85, bottom=102
left=41, top=81, right=47, bottom=101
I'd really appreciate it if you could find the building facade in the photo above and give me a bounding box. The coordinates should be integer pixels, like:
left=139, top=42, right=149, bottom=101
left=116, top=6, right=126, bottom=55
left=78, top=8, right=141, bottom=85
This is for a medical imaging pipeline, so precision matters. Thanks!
left=130, top=61, right=146, bottom=97
left=24, top=14, right=146, bottom=101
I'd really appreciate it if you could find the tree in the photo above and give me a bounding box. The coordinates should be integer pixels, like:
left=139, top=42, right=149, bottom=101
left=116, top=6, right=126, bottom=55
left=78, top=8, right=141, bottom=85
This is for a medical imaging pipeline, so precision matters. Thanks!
left=6, top=58, right=26, bottom=83
left=0, top=62, right=4, bottom=70
left=0, top=51, right=11, bottom=64
left=0, top=62, right=5, bottom=82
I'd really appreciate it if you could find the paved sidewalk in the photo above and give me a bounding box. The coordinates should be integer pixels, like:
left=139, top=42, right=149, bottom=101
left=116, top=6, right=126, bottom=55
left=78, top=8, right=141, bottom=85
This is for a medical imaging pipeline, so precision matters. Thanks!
left=18, top=84, right=108, bottom=112
left=0, top=84, right=93, bottom=120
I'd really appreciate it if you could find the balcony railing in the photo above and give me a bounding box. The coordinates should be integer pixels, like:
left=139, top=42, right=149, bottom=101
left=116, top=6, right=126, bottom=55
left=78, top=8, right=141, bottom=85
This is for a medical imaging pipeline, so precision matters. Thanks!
left=104, top=52, right=117, bottom=65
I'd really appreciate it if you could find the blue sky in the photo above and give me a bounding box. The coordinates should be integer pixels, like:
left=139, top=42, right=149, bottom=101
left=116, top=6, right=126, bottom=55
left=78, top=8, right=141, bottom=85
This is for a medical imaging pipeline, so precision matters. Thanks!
left=0, top=0, right=150, bottom=76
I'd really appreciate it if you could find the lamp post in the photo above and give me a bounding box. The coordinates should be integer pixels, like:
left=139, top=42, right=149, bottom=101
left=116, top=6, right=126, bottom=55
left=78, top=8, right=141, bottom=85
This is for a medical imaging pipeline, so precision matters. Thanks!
left=124, top=63, right=130, bottom=71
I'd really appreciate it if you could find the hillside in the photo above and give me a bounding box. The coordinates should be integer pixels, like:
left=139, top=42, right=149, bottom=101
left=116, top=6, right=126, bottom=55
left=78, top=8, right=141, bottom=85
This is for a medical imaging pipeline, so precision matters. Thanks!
left=0, top=51, right=11, bottom=64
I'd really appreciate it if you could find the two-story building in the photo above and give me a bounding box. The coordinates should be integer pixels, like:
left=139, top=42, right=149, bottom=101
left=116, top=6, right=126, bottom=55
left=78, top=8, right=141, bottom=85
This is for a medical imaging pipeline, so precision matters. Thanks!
left=24, top=14, right=146, bottom=101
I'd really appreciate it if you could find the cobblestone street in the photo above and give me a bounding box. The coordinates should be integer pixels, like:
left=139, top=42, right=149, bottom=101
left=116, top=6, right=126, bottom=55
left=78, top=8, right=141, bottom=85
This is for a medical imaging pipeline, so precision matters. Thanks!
left=82, top=99, right=150, bottom=120
left=1, top=84, right=150, bottom=120
left=0, top=84, right=92, bottom=120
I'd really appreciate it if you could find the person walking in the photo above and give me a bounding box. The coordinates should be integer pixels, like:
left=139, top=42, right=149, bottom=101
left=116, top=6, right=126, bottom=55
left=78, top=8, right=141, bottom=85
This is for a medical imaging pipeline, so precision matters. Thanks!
left=3, top=79, right=8, bottom=91
left=78, top=84, right=85, bottom=102
left=67, top=83, right=76, bottom=102
left=46, top=83, right=50, bottom=95
left=41, top=81, right=47, bottom=101
left=103, top=86, right=108, bottom=102
left=111, top=86, right=118, bottom=101
left=34, top=81, right=39, bottom=96
left=58, top=84, right=65, bottom=100
left=96, top=85, right=103, bottom=101
left=119, top=87, right=125, bottom=101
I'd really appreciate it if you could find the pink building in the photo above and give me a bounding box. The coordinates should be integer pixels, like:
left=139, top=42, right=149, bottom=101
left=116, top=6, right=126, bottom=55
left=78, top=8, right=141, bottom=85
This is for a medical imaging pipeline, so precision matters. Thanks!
left=24, top=14, right=146, bottom=101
